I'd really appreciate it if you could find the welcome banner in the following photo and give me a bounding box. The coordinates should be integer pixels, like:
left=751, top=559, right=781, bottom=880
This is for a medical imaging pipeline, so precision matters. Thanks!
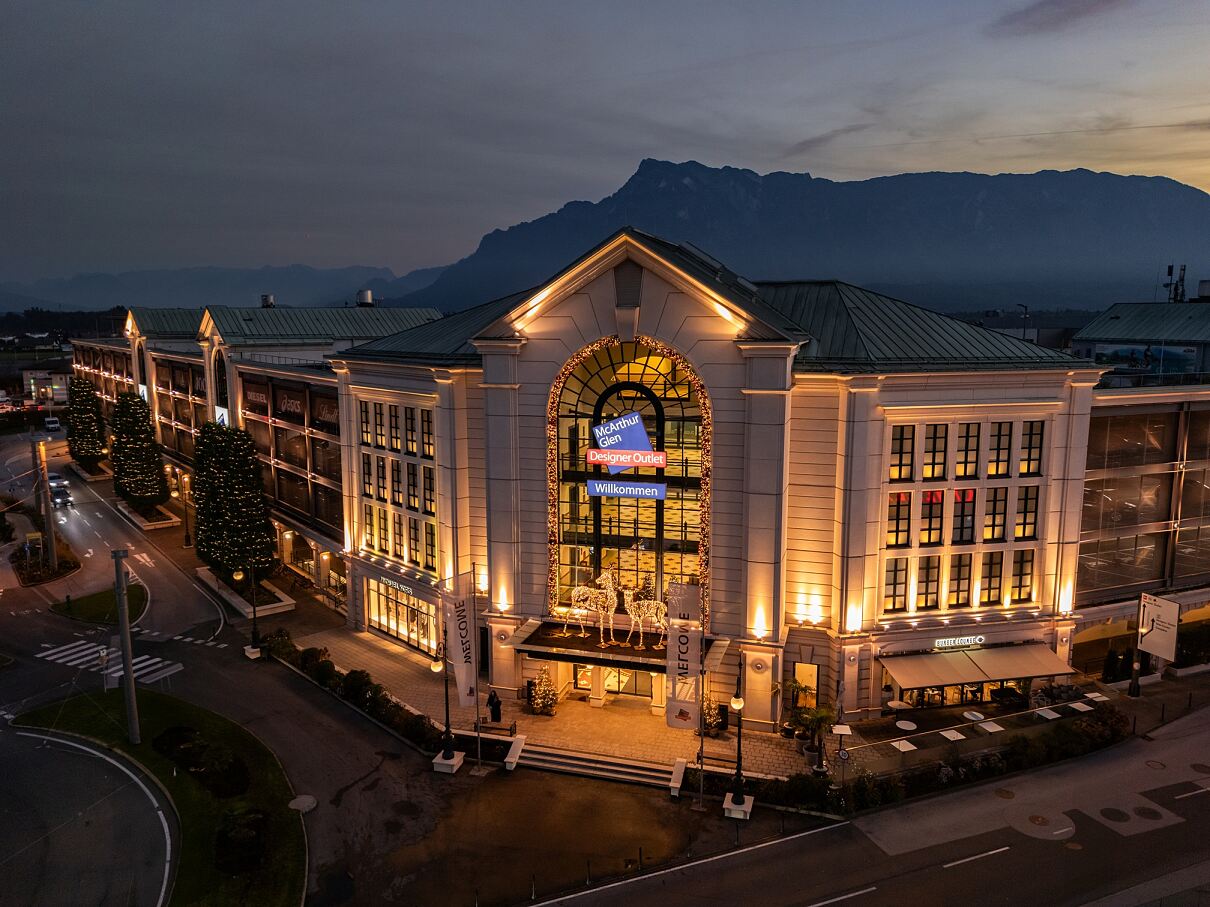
left=665, top=582, right=702, bottom=730
left=444, top=595, right=477, bottom=708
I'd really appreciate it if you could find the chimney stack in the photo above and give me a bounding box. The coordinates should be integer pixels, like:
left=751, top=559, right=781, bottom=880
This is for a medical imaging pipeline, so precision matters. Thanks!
left=260, top=294, right=276, bottom=308
left=356, top=289, right=374, bottom=308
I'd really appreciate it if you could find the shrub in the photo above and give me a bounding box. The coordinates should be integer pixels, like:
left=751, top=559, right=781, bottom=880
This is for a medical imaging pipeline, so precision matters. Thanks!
left=311, top=658, right=342, bottom=691
left=262, top=628, right=298, bottom=664
left=341, top=669, right=374, bottom=708
left=298, top=646, right=329, bottom=674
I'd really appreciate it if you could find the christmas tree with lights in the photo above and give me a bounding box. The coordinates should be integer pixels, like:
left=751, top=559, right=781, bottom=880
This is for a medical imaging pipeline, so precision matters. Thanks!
left=110, top=391, right=167, bottom=510
left=192, top=422, right=274, bottom=577
left=531, top=664, right=558, bottom=715
left=66, top=375, right=106, bottom=467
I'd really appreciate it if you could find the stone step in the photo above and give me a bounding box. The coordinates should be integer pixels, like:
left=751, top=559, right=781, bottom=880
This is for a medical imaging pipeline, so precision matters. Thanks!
left=517, top=745, right=671, bottom=788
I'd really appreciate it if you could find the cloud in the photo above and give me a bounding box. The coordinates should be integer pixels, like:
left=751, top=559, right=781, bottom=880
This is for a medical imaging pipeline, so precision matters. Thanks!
left=987, top=0, right=1135, bottom=37
left=784, top=123, right=873, bottom=158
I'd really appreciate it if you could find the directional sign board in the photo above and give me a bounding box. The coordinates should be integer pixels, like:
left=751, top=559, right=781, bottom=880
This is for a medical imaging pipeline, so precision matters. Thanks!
left=591, top=412, right=654, bottom=475
left=1139, top=593, right=1179, bottom=661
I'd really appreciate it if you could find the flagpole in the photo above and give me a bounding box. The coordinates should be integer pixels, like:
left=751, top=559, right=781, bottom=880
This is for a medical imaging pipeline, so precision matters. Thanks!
left=474, top=562, right=483, bottom=769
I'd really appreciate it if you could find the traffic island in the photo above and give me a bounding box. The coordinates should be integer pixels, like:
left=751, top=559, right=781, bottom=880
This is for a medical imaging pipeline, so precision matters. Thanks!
left=51, top=584, right=147, bottom=624
left=15, top=689, right=306, bottom=907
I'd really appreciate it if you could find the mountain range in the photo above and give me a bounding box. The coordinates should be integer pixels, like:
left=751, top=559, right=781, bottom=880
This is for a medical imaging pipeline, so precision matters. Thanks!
left=6, top=161, right=1210, bottom=314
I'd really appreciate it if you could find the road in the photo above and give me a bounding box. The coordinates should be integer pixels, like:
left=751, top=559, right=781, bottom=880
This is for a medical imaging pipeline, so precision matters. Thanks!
left=0, top=727, right=175, bottom=907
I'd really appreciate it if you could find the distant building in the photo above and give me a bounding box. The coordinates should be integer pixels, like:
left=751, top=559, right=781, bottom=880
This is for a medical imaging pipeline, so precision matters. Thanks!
left=22, top=360, right=71, bottom=404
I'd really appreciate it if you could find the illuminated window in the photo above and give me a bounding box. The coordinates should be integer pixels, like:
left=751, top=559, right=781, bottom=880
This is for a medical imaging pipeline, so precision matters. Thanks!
left=424, top=523, right=436, bottom=570
left=375, top=456, right=387, bottom=501
left=407, top=463, right=419, bottom=511
left=363, top=503, right=375, bottom=548
left=389, top=405, right=401, bottom=451
left=373, top=403, right=386, bottom=448
left=952, top=488, right=976, bottom=544
left=889, top=425, right=915, bottom=482
left=377, top=508, right=389, bottom=553
left=555, top=341, right=703, bottom=606
left=988, top=422, right=1012, bottom=477
left=408, top=519, right=420, bottom=566
left=956, top=423, right=979, bottom=478
left=405, top=407, right=418, bottom=455
left=422, top=466, right=435, bottom=515
left=360, top=453, right=372, bottom=498
left=421, top=409, right=434, bottom=458
left=918, top=556, right=940, bottom=609
left=1016, top=486, right=1039, bottom=540
left=1020, top=420, right=1044, bottom=476
left=948, top=554, right=972, bottom=607
left=391, top=461, right=402, bottom=506
left=887, top=492, right=912, bottom=547
left=884, top=557, right=908, bottom=611
left=923, top=424, right=947, bottom=480
left=984, top=487, right=1008, bottom=541
left=359, top=400, right=371, bottom=445
left=920, top=490, right=944, bottom=545
left=1011, top=549, right=1034, bottom=602
left=392, top=513, right=405, bottom=559
left=980, top=551, right=1003, bottom=605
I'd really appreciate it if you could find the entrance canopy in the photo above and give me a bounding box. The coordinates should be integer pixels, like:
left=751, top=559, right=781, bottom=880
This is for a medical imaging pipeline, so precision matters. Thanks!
left=882, top=644, right=1074, bottom=690
left=505, top=619, right=726, bottom=674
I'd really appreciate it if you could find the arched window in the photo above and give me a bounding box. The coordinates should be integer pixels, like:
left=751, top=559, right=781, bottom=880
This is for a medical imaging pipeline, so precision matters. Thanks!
left=548, top=338, right=711, bottom=620
left=213, top=349, right=229, bottom=408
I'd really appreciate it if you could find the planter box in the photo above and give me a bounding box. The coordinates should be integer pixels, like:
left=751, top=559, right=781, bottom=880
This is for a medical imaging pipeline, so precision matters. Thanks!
left=1105, top=672, right=1163, bottom=691
left=196, top=566, right=295, bottom=617
left=68, top=462, right=112, bottom=484
left=1166, top=662, right=1210, bottom=678
left=115, top=500, right=181, bottom=531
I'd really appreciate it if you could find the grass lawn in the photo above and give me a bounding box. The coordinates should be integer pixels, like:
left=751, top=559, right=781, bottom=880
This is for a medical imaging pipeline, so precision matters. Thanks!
left=0, top=652, right=12, bottom=669
left=52, top=583, right=148, bottom=624
left=16, top=690, right=306, bottom=907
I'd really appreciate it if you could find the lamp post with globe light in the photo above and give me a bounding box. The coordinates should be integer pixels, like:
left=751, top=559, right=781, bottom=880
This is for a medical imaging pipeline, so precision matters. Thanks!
left=730, top=655, right=746, bottom=807
left=232, top=565, right=259, bottom=649
left=430, top=640, right=455, bottom=760
left=169, top=466, right=192, bottom=548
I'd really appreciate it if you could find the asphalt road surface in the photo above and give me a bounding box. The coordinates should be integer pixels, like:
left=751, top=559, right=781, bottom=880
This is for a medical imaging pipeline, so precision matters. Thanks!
left=0, top=728, right=174, bottom=907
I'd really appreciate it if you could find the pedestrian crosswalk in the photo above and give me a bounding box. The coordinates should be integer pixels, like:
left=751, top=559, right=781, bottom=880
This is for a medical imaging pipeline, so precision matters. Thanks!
left=170, top=634, right=227, bottom=648
left=36, top=640, right=184, bottom=684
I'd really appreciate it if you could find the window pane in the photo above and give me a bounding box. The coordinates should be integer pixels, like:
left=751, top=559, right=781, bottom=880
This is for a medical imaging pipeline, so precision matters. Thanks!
left=1175, top=525, right=1210, bottom=578
left=1077, top=532, right=1167, bottom=593
left=920, top=489, right=943, bottom=545
left=980, top=551, right=1003, bottom=605
left=956, top=423, right=979, bottom=478
left=952, top=488, right=976, bottom=544
left=1019, top=420, right=1044, bottom=476
left=1085, top=411, right=1178, bottom=470
left=984, top=487, right=1008, bottom=541
left=988, top=422, right=1012, bottom=477
left=917, top=555, right=940, bottom=609
left=883, top=557, right=907, bottom=611
left=923, top=424, right=947, bottom=480
left=1011, top=549, right=1034, bottom=602
left=1015, top=486, right=1039, bottom=540
left=887, top=492, right=911, bottom=547
left=890, top=425, right=914, bottom=481
left=1081, top=474, right=1173, bottom=532
left=948, top=553, right=972, bottom=607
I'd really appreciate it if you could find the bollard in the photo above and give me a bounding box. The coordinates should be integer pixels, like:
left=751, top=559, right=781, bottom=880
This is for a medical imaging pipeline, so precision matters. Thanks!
left=531, top=876, right=536, bottom=902
left=638, top=846, right=643, bottom=871
left=586, top=859, right=591, bottom=886
left=474, top=890, right=479, bottom=907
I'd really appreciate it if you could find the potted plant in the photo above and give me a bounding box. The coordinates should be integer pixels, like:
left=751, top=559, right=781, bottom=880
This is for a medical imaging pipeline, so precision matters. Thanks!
left=794, top=705, right=837, bottom=756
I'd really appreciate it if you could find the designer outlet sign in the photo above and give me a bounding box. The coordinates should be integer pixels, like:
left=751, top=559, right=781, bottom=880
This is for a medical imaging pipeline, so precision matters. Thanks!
left=587, top=411, right=666, bottom=499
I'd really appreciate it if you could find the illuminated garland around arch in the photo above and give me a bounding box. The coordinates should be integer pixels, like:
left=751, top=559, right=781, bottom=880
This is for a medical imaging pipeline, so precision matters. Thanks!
left=544, top=334, right=712, bottom=629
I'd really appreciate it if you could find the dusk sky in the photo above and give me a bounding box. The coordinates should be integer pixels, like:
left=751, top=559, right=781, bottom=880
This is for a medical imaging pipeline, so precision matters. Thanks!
left=4, top=0, right=1209, bottom=281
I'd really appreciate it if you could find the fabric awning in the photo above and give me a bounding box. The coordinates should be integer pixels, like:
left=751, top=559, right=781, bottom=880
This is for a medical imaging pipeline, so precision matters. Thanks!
left=880, top=650, right=990, bottom=689
left=881, top=643, right=1074, bottom=690
left=966, top=644, right=1076, bottom=681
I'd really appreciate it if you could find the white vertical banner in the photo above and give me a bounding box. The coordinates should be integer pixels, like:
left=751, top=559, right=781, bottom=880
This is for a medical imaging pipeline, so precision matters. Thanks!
left=445, top=594, right=478, bottom=708
left=665, top=582, right=702, bottom=730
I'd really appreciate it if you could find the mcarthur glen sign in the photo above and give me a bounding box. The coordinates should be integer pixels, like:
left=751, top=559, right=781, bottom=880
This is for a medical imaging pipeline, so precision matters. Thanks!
left=587, top=411, right=666, bottom=498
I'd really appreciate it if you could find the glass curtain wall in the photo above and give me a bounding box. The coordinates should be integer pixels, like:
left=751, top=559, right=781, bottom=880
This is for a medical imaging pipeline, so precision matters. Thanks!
left=555, top=341, right=703, bottom=608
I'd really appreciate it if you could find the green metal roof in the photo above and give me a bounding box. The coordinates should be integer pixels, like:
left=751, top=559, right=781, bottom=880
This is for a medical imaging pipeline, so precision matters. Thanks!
left=1073, top=303, right=1210, bottom=345
left=757, top=281, right=1083, bottom=373
left=128, top=307, right=205, bottom=338
left=338, top=229, right=1086, bottom=374
left=204, top=305, right=443, bottom=346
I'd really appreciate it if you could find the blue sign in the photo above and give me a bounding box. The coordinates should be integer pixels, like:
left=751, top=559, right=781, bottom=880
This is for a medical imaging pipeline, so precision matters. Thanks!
left=587, top=479, right=666, bottom=500
left=592, top=411, right=653, bottom=475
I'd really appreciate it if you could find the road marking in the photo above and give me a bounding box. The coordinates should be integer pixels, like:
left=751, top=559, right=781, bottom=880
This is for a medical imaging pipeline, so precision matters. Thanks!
left=535, top=822, right=850, bottom=904
left=943, top=846, right=1010, bottom=869
left=85, top=548, right=94, bottom=558
left=801, top=888, right=878, bottom=907
left=93, top=511, right=102, bottom=518
left=35, top=640, right=184, bottom=683
left=93, top=530, right=103, bottom=539
left=15, top=732, right=173, bottom=907
left=1174, top=787, right=1210, bottom=800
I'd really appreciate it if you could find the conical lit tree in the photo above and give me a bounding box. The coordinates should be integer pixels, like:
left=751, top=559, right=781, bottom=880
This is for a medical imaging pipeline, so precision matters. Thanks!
left=66, top=375, right=106, bottom=467
left=192, top=421, right=225, bottom=567
left=531, top=664, right=558, bottom=716
left=219, top=427, right=274, bottom=577
left=110, top=391, right=168, bottom=510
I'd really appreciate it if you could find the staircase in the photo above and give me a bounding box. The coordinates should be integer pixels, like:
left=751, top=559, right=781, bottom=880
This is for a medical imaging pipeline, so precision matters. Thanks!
left=516, top=743, right=673, bottom=789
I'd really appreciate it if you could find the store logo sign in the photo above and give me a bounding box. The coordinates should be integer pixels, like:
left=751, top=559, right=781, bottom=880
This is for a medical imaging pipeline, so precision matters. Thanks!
left=586, top=449, right=667, bottom=469
left=381, top=575, right=414, bottom=598
left=934, top=635, right=985, bottom=649
left=592, top=412, right=653, bottom=475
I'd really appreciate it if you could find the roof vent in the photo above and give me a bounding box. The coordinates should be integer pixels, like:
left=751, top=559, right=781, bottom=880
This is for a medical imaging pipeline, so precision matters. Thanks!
left=356, top=289, right=375, bottom=308
left=260, top=294, right=276, bottom=308
left=1198, top=279, right=1210, bottom=301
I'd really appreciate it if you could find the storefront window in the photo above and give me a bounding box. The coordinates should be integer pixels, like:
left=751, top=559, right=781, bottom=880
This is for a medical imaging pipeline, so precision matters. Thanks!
left=275, top=427, right=308, bottom=469
left=245, top=419, right=271, bottom=456
left=311, top=438, right=341, bottom=481
left=1077, top=532, right=1167, bottom=592
left=1174, top=525, right=1210, bottom=578
left=313, top=484, right=342, bottom=531
left=311, top=392, right=340, bottom=435
left=1082, top=473, right=1173, bottom=531
left=555, top=341, right=704, bottom=607
left=792, top=663, right=819, bottom=708
left=276, top=469, right=309, bottom=514
left=366, top=577, right=437, bottom=656
left=1086, top=410, right=1178, bottom=470
left=243, top=379, right=270, bottom=416
left=274, top=384, right=306, bottom=425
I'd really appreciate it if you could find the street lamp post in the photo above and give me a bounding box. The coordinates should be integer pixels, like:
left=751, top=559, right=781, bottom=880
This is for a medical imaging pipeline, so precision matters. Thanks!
left=730, top=656, right=746, bottom=807
left=431, top=642, right=455, bottom=760
left=233, top=564, right=260, bottom=649
left=170, top=467, right=192, bottom=548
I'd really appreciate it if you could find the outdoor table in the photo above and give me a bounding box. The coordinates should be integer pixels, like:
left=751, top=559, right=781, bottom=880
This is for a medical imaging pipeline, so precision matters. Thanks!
left=832, top=724, right=852, bottom=736
left=1035, top=708, right=1061, bottom=720
left=978, top=720, right=1005, bottom=733
left=895, top=720, right=917, bottom=732
left=1069, top=701, right=1093, bottom=712
left=890, top=740, right=917, bottom=753
left=962, top=710, right=985, bottom=722
left=940, top=729, right=966, bottom=741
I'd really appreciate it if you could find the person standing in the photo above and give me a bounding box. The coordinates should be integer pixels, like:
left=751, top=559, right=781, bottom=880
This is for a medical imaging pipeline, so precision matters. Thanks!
left=487, top=689, right=502, bottom=724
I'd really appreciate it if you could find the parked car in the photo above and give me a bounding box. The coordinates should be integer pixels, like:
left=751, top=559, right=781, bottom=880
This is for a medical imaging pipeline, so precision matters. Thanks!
left=51, top=486, right=74, bottom=509
left=47, top=472, right=69, bottom=489
left=43, top=416, right=61, bottom=432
